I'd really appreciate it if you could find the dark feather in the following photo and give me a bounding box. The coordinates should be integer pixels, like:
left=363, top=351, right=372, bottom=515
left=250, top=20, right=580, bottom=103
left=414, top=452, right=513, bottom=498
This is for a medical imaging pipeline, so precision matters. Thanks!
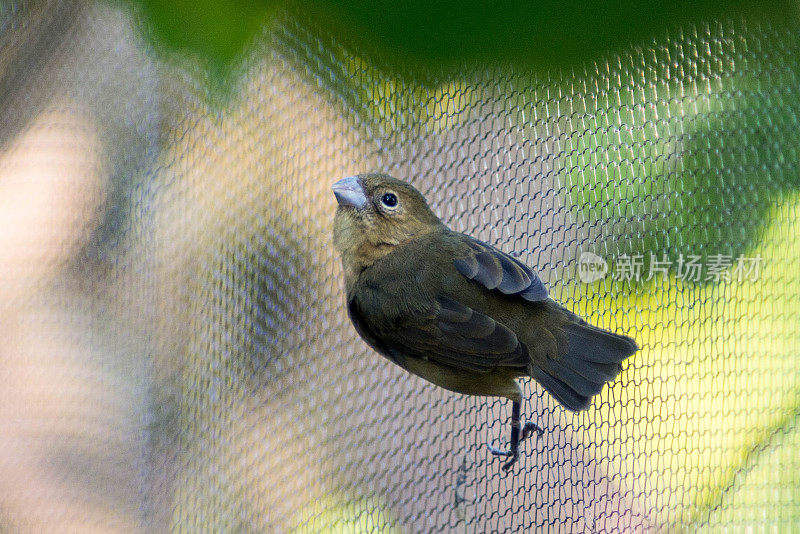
left=496, top=252, right=531, bottom=293
left=531, top=368, right=591, bottom=411
left=473, top=251, right=503, bottom=289
left=529, top=310, right=637, bottom=411
left=545, top=360, right=605, bottom=397
left=570, top=360, right=622, bottom=384
left=436, top=299, right=495, bottom=338
left=452, top=255, right=479, bottom=278
left=436, top=296, right=473, bottom=323
left=564, top=322, right=639, bottom=364
left=454, top=237, right=548, bottom=301
left=393, top=297, right=528, bottom=371
left=519, top=277, right=548, bottom=301
left=420, top=351, right=500, bottom=372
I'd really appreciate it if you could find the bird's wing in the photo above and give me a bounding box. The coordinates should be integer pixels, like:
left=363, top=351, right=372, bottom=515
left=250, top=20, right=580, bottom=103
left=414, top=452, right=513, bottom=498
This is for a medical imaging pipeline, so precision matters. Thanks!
left=385, top=296, right=530, bottom=372
left=452, top=236, right=548, bottom=301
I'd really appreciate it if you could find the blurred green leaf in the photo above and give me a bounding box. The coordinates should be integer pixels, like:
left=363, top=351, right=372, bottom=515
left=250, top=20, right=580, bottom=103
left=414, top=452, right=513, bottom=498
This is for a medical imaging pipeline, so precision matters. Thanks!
left=562, top=66, right=800, bottom=275
left=121, top=0, right=799, bottom=84
left=130, top=0, right=277, bottom=82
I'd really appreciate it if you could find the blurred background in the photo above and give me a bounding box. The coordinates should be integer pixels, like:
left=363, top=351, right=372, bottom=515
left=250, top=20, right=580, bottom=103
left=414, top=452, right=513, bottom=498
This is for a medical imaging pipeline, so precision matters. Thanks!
left=1, top=0, right=799, bottom=531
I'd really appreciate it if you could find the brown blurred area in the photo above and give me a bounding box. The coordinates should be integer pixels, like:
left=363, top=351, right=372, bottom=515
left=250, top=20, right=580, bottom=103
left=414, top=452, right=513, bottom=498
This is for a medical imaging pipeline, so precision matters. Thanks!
left=0, top=3, right=649, bottom=530
left=0, top=103, right=137, bottom=533
left=0, top=2, right=156, bottom=532
left=0, top=0, right=654, bottom=529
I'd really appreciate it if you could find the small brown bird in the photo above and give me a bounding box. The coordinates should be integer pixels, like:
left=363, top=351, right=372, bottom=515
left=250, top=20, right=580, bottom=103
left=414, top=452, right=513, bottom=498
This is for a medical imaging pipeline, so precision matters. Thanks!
left=332, top=173, right=638, bottom=470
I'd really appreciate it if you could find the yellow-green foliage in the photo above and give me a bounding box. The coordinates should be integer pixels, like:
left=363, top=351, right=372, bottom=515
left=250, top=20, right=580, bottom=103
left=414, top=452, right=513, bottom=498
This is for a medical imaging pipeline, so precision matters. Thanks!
left=289, top=497, right=401, bottom=534
left=342, top=55, right=475, bottom=135
left=575, top=194, right=800, bottom=527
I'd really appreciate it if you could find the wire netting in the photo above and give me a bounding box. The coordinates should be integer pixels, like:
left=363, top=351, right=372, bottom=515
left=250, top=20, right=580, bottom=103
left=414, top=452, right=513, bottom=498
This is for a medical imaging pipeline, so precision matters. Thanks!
left=1, top=2, right=799, bottom=532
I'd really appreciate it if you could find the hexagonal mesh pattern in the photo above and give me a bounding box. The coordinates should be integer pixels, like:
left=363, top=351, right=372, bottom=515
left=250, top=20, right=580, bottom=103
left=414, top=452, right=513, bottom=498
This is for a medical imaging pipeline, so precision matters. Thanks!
left=1, top=3, right=799, bottom=532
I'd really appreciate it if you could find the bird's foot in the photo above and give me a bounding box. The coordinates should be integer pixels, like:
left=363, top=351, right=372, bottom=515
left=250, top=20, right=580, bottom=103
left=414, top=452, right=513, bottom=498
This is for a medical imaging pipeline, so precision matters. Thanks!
left=487, top=444, right=517, bottom=471
left=520, top=421, right=544, bottom=441
left=486, top=444, right=513, bottom=457
left=487, top=421, right=545, bottom=471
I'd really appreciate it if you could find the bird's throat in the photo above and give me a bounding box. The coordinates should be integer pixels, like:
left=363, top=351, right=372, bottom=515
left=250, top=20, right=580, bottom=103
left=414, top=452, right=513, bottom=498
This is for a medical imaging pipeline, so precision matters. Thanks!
left=341, top=241, right=395, bottom=288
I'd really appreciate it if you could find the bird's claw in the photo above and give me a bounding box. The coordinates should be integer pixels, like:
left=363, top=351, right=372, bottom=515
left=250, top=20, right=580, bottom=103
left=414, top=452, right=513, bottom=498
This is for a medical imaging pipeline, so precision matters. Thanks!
left=486, top=444, right=513, bottom=457
left=487, top=420, right=545, bottom=470
left=521, top=421, right=544, bottom=441
left=486, top=444, right=518, bottom=471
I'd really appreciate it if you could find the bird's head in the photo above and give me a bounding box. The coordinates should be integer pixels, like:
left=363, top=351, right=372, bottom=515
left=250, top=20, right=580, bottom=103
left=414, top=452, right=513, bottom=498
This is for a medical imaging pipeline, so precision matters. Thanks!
left=332, top=173, right=442, bottom=279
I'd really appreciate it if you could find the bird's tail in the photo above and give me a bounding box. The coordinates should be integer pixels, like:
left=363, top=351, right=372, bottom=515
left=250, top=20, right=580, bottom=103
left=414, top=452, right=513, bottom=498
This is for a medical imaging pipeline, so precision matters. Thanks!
left=531, top=311, right=638, bottom=411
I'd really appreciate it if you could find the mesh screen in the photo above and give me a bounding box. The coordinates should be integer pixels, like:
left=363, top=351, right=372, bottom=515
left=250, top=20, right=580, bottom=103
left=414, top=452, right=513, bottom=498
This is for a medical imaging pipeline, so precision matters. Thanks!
left=2, top=2, right=800, bottom=532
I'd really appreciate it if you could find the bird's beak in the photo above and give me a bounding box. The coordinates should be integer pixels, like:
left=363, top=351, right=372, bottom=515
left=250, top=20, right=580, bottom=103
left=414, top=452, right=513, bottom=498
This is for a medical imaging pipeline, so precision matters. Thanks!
left=332, top=176, right=368, bottom=209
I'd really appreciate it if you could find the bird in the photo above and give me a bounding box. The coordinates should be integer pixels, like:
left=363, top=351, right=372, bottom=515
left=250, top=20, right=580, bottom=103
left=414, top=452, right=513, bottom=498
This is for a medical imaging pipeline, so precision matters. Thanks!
left=332, top=173, right=638, bottom=470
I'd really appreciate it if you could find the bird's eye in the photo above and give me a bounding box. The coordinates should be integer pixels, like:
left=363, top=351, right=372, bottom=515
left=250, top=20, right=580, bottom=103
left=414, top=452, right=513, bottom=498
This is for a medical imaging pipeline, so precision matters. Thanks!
left=381, top=192, right=398, bottom=208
